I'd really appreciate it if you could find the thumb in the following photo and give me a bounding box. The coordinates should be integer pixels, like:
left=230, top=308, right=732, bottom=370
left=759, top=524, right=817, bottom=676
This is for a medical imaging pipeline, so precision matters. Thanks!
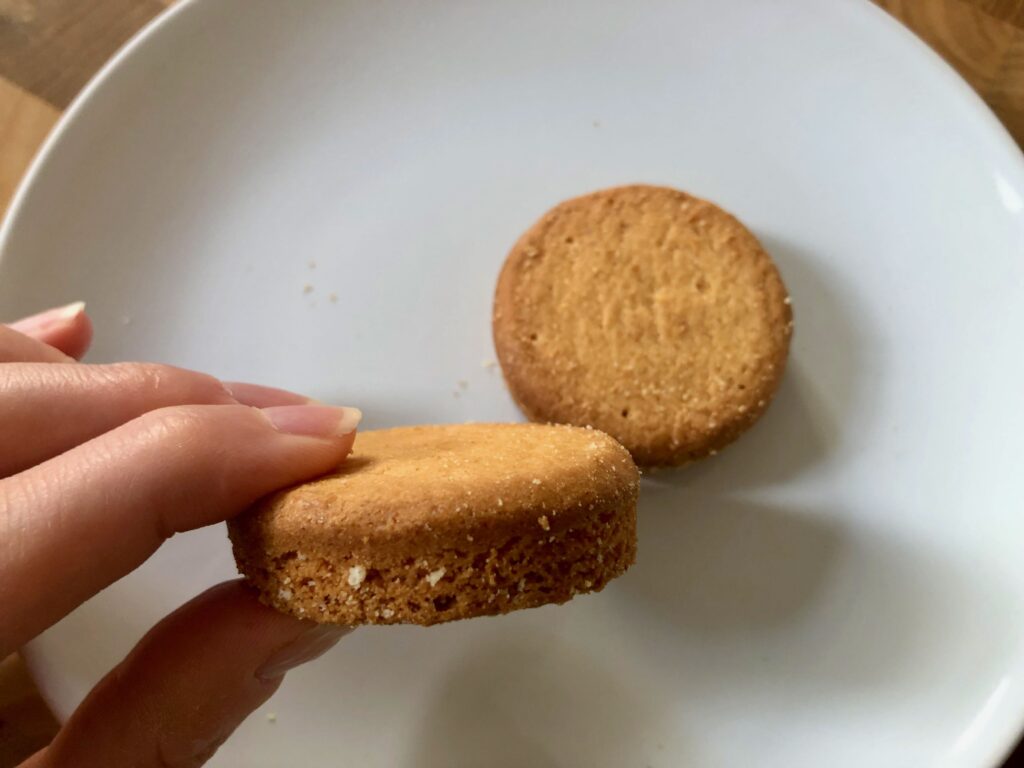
left=22, top=581, right=350, bottom=768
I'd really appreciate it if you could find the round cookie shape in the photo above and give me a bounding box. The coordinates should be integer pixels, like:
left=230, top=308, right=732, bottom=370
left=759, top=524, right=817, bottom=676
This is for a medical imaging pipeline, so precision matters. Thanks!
left=229, top=423, right=639, bottom=626
left=492, top=184, right=793, bottom=466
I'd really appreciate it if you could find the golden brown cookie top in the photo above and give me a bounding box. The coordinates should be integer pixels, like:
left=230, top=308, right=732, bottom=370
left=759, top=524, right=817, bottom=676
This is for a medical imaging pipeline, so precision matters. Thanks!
left=244, top=423, right=639, bottom=558
left=492, top=184, right=793, bottom=466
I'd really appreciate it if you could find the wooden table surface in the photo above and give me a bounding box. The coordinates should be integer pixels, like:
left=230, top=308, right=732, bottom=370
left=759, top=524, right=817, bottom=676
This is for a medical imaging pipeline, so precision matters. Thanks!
left=0, top=1, right=1022, bottom=765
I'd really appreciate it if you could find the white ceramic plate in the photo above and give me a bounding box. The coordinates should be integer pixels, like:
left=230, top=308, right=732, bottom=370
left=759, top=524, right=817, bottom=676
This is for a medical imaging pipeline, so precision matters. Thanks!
left=3, top=1, right=1024, bottom=765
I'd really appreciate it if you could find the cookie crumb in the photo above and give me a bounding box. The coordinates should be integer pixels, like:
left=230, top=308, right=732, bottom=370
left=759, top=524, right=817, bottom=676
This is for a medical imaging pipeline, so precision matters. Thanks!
left=328, top=292, right=338, bottom=303
left=347, top=565, right=367, bottom=588
left=481, top=359, right=497, bottom=369
left=457, top=379, right=469, bottom=390
left=266, top=712, right=277, bottom=723
left=308, top=260, right=317, bottom=269
left=302, top=284, right=314, bottom=295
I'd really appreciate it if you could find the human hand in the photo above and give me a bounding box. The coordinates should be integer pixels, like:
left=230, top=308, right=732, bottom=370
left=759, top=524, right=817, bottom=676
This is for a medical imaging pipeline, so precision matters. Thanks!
left=1, top=303, right=361, bottom=767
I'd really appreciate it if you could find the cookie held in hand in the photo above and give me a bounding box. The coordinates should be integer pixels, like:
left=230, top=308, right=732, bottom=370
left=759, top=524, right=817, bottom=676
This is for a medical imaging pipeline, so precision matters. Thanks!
left=493, top=184, right=793, bottom=466
left=229, top=423, right=639, bottom=626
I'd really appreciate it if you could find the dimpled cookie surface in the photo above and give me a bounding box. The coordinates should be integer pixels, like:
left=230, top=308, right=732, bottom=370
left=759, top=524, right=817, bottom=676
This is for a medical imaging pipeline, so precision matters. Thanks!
left=493, top=184, right=793, bottom=466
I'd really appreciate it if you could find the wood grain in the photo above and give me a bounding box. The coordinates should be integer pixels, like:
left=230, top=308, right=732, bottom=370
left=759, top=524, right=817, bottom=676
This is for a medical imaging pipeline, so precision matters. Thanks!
left=877, top=0, right=1024, bottom=144
left=0, top=0, right=165, bottom=108
left=0, top=78, right=56, bottom=213
left=0, top=1, right=1022, bottom=767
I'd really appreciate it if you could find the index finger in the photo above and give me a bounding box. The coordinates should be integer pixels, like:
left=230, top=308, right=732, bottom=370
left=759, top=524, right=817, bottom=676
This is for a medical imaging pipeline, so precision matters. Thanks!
left=0, top=402, right=361, bottom=655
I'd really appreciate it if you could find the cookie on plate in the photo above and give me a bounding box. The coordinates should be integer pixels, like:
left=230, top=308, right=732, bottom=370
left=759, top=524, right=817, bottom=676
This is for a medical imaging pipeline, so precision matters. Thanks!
left=229, top=423, right=639, bottom=626
left=492, top=184, right=793, bottom=466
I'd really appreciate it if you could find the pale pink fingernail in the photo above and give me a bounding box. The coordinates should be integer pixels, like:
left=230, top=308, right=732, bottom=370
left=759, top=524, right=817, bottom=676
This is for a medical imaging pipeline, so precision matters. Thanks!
left=223, top=381, right=319, bottom=408
left=256, top=624, right=351, bottom=682
left=262, top=405, right=362, bottom=437
left=8, top=301, right=86, bottom=333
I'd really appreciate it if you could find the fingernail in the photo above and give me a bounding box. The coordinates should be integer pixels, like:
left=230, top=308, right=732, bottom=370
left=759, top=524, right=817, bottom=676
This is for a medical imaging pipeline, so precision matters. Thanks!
left=223, top=381, right=319, bottom=408
left=256, top=624, right=351, bottom=682
left=8, top=301, right=86, bottom=333
left=262, top=405, right=362, bottom=437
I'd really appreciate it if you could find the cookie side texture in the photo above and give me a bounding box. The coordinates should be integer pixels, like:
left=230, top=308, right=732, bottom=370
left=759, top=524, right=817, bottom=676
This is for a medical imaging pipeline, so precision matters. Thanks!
left=229, top=423, right=639, bottom=625
left=493, top=184, right=793, bottom=466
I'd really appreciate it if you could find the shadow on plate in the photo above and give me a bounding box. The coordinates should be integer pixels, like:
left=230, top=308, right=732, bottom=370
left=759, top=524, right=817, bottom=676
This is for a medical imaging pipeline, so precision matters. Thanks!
left=609, top=234, right=1019, bottom=698
left=612, top=484, right=1020, bottom=698
left=407, top=635, right=671, bottom=768
left=621, top=484, right=843, bottom=633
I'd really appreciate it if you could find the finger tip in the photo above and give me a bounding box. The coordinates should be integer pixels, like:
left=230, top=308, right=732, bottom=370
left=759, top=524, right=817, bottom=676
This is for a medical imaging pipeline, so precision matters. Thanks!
left=17, top=303, right=94, bottom=359
left=65, top=311, right=94, bottom=360
left=340, top=429, right=358, bottom=455
left=150, top=580, right=320, bottom=666
left=48, top=579, right=340, bottom=767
